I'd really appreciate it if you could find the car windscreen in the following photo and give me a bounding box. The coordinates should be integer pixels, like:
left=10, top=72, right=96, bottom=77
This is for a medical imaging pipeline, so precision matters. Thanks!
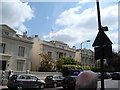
left=46, top=76, right=53, bottom=79
left=64, top=76, right=76, bottom=81
left=10, top=75, right=18, bottom=80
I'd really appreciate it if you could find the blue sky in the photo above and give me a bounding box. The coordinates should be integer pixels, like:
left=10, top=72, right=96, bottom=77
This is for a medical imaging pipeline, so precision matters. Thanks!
left=26, top=2, right=77, bottom=37
left=1, top=0, right=119, bottom=52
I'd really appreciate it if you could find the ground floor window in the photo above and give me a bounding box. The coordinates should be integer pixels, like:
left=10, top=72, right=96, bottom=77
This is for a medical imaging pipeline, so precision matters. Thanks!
left=0, top=61, right=6, bottom=70
left=17, top=61, right=24, bottom=71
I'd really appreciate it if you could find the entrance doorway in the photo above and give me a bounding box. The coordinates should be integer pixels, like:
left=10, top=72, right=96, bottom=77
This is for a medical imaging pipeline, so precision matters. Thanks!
left=0, top=61, right=6, bottom=70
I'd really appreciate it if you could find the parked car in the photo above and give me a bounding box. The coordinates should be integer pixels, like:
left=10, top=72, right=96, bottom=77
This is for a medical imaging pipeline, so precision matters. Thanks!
left=69, top=70, right=84, bottom=76
left=62, top=76, right=77, bottom=89
left=98, top=72, right=111, bottom=79
left=104, top=72, right=111, bottom=79
left=112, top=72, right=120, bottom=80
left=7, top=74, right=46, bottom=90
left=95, top=72, right=101, bottom=79
left=45, top=75, right=64, bottom=87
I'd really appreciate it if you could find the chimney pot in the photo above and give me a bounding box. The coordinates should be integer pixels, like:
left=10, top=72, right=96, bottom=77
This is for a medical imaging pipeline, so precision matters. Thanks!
left=35, top=35, right=38, bottom=37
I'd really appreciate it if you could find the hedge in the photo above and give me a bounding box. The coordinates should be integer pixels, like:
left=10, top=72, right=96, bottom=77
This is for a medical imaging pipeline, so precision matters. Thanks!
left=91, top=67, right=101, bottom=72
left=61, top=65, right=91, bottom=76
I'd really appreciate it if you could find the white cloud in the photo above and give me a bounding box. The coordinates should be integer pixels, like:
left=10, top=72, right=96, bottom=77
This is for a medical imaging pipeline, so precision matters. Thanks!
left=112, top=44, right=119, bottom=52
left=56, top=6, right=82, bottom=26
left=107, top=32, right=118, bottom=44
left=78, top=0, right=119, bottom=3
left=0, top=0, right=34, bottom=33
left=78, top=0, right=94, bottom=4
left=44, top=3, right=118, bottom=51
left=101, top=5, right=118, bottom=30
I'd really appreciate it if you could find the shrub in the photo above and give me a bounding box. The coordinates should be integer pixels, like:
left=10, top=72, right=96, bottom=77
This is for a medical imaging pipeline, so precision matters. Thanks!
left=91, top=67, right=101, bottom=72
left=61, top=65, right=91, bottom=76
left=56, top=57, right=79, bottom=71
left=82, top=66, right=91, bottom=70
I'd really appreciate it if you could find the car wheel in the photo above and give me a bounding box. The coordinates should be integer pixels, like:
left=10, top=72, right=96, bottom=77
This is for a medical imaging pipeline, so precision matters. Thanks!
left=16, top=85, right=23, bottom=90
left=39, top=84, right=45, bottom=89
left=53, top=83, right=57, bottom=88
left=63, top=86, right=67, bottom=89
left=8, top=87, right=13, bottom=90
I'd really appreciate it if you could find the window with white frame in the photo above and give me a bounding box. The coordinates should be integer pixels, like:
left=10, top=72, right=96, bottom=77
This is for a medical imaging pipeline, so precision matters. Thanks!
left=0, top=43, right=6, bottom=53
left=18, top=46, right=25, bottom=57
left=17, top=61, right=24, bottom=71
left=2, top=31, right=9, bottom=36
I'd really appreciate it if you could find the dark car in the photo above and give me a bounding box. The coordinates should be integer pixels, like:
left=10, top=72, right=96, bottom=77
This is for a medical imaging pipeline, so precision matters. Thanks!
left=7, top=74, right=46, bottom=90
left=104, top=72, right=111, bottom=79
left=62, top=76, right=77, bottom=89
left=45, top=75, right=64, bottom=87
left=95, top=72, right=101, bottom=79
left=98, top=72, right=111, bottom=79
left=112, top=72, right=120, bottom=80
left=69, top=70, right=84, bottom=76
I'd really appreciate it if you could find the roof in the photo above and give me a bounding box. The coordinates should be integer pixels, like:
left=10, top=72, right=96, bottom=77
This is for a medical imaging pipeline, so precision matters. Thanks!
left=0, top=24, right=16, bottom=33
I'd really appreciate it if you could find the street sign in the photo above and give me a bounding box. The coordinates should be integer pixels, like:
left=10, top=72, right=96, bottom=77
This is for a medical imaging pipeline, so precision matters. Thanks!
left=94, top=45, right=112, bottom=60
left=92, top=31, right=112, bottom=60
left=92, top=30, right=112, bottom=47
left=93, top=0, right=113, bottom=90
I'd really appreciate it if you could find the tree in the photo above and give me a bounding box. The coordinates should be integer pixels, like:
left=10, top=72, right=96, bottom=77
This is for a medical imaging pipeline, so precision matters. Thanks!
left=39, top=53, right=56, bottom=72
left=107, top=52, right=120, bottom=71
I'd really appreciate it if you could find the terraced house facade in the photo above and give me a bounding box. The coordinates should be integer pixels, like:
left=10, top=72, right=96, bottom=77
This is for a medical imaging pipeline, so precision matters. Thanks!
left=31, top=35, right=76, bottom=71
left=0, top=24, right=95, bottom=72
left=0, top=24, right=33, bottom=71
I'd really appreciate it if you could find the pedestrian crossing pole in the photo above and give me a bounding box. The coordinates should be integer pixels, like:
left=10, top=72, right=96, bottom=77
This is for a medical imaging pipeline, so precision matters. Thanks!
left=93, top=0, right=112, bottom=90
left=96, top=0, right=104, bottom=90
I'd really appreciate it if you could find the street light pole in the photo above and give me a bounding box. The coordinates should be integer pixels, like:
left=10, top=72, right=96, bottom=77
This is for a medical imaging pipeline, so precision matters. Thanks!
left=80, top=40, right=90, bottom=66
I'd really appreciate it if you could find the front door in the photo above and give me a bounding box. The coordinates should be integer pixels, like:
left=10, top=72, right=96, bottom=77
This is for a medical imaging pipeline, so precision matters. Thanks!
left=0, top=61, right=6, bottom=70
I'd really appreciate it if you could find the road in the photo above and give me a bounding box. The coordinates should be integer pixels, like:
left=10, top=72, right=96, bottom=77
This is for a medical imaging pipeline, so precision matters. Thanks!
left=1, top=79, right=120, bottom=90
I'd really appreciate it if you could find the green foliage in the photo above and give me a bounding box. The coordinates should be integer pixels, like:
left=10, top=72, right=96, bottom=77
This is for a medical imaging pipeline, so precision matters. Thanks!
left=61, top=65, right=91, bottom=76
left=39, top=53, right=56, bottom=72
left=55, top=59, right=64, bottom=71
left=91, top=67, right=101, bottom=72
left=82, top=66, right=91, bottom=70
left=107, top=52, right=120, bottom=71
left=56, top=57, right=79, bottom=71
left=61, top=57, right=78, bottom=65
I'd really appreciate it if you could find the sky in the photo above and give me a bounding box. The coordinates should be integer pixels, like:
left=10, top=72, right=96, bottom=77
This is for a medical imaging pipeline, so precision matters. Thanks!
left=0, top=0, right=119, bottom=52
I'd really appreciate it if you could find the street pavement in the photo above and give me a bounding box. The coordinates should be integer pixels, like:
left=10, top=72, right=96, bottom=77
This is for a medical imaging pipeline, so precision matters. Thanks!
left=0, top=79, right=120, bottom=90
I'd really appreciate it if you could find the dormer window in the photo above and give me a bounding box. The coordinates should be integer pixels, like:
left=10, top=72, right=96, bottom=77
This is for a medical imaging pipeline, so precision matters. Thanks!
left=2, top=31, right=9, bottom=36
left=5, top=32, right=9, bottom=35
left=59, top=45, right=64, bottom=48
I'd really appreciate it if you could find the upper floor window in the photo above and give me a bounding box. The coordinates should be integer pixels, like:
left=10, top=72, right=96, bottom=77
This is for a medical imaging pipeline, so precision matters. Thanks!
left=2, top=31, right=9, bottom=36
left=59, top=45, right=64, bottom=48
left=0, top=43, right=6, bottom=53
left=18, top=46, right=25, bottom=57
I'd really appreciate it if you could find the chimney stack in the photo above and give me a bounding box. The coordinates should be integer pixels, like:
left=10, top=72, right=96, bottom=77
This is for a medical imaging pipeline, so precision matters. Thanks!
left=35, top=35, right=38, bottom=37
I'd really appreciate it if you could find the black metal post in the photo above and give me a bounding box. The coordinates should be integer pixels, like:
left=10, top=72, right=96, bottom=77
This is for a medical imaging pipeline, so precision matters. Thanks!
left=96, top=0, right=102, bottom=29
left=81, top=43, right=82, bottom=65
left=96, top=0, right=105, bottom=90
